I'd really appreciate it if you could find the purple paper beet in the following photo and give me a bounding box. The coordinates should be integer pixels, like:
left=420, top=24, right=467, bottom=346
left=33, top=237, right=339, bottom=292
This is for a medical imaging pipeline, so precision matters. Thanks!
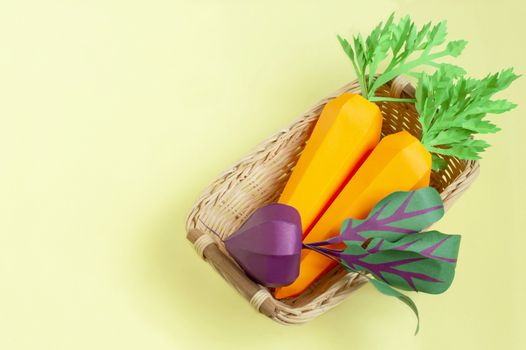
left=224, top=203, right=302, bottom=288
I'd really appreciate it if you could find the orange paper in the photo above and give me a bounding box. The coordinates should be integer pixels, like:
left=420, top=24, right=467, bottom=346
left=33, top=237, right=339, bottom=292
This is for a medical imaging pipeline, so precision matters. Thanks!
left=278, top=93, right=382, bottom=234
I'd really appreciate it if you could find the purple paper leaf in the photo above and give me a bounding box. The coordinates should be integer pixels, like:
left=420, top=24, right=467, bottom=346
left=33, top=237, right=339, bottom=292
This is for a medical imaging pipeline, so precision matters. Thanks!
left=309, top=187, right=444, bottom=247
left=307, top=230, right=460, bottom=294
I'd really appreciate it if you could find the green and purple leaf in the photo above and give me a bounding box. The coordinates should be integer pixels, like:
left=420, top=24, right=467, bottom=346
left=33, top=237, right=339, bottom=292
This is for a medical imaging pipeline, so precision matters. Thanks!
left=309, top=187, right=444, bottom=247
left=306, top=188, right=459, bottom=294
left=367, top=277, right=420, bottom=335
left=308, top=230, right=460, bottom=294
left=303, top=187, right=461, bottom=334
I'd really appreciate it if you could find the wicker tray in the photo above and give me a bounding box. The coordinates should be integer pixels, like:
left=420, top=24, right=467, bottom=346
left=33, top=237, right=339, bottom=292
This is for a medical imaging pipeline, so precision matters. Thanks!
left=185, top=76, right=479, bottom=324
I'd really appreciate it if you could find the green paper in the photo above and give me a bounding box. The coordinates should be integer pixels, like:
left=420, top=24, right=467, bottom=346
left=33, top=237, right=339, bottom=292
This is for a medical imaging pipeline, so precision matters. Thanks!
left=431, top=154, right=447, bottom=171
left=305, top=187, right=461, bottom=334
left=338, top=187, right=445, bottom=243
left=343, top=230, right=460, bottom=294
left=416, top=66, right=519, bottom=169
left=367, top=277, right=420, bottom=335
left=337, top=13, right=467, bottom=101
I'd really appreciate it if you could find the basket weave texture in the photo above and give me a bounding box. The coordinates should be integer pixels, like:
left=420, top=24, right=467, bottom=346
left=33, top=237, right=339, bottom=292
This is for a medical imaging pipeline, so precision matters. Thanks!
left=185, top=76, right=479, bottom=324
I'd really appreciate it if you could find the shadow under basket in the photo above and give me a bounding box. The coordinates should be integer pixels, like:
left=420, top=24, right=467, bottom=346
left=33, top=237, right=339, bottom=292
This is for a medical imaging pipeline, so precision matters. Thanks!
left=185, top=76, right=479, bottom=325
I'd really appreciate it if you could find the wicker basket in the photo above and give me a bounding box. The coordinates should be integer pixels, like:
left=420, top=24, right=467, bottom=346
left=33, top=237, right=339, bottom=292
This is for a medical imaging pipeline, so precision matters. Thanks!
left=185, top=76, right=479, bottom=325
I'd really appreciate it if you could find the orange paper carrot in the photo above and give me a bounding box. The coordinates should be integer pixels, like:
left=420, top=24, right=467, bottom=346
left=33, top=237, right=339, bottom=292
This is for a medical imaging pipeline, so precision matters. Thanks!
left=278, top=93, right=382, bottom=234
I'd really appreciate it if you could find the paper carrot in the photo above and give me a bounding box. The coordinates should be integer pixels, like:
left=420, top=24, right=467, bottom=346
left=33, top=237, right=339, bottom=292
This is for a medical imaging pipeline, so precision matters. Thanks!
left=278, top=93, right=382, bottom=233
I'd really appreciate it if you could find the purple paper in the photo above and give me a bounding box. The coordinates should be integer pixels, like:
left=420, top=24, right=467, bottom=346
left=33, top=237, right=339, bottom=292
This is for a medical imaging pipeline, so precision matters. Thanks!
left=224, top=203, right=302, bottom=288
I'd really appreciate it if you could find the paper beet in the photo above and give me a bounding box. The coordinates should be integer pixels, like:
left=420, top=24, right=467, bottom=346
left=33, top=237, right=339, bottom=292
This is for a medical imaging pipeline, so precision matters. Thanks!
left=222, top=188, right=460, bottom=333
left=224, top=203, right=303, bottom=288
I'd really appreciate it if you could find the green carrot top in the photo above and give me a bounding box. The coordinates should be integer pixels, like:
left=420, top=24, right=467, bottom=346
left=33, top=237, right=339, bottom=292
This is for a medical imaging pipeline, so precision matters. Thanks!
left=338, top=13, right=519, bottom=170
left=337, top=13, right=467, bottom=102
left=416, top=67, right=519, bottom=170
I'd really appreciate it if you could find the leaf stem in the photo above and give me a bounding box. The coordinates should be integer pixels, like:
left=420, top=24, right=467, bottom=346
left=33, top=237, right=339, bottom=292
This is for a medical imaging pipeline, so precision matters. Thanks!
left=370, top=50, right=450, bottom=94
left=369, top=96, right=417, bottom=103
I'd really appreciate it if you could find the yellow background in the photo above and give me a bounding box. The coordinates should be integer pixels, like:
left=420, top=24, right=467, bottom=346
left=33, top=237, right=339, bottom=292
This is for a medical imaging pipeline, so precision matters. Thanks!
left=1, top=1, right=524, bottom=349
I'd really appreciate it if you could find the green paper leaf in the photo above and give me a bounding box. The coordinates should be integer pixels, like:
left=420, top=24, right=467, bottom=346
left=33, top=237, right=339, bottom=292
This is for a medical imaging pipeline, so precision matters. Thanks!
left=461, top=119, right=500, bottom=134
left=355, top=230, right=461, bottom=294
left=304, top=188, right=461, bottom=335
left=428, top=139, right=491, bottom=160
left=337, top=13, right=468, bottom=100
left=425, top=62, right=466, bottom=77
left=316, top=230, right=460, bottom=296
left=306, top=188, right=460, bottom=294
left=329, top=187, right=444, bottom=244
left=446, top=40, right=468, bottom=57
left=308, top=187, right=446, bottom=268
left=431, top=154, right=448, bottom=171
left=418, top=67, right=519, bottom=160
left=367, top=277, right=420, bottom=335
